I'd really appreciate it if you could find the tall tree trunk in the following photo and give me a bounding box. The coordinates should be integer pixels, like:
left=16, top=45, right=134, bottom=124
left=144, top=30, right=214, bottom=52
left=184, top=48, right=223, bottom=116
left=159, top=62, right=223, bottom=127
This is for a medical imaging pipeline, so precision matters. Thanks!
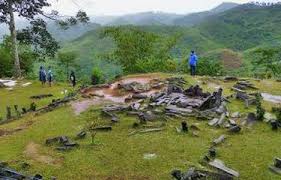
left=8, top=3, right=21, bottom=78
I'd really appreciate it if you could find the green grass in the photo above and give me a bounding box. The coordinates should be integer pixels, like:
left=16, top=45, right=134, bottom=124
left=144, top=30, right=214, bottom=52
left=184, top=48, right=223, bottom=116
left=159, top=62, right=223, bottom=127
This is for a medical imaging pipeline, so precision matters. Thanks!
left=0, top=81, right=73, bottom=117
left=1, top=74, right=281, bottom=179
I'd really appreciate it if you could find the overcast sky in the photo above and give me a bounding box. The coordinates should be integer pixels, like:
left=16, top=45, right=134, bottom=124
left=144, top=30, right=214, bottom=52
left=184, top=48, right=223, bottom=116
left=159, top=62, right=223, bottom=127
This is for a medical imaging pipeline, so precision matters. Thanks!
left=47, top=0, right=278, bottom=16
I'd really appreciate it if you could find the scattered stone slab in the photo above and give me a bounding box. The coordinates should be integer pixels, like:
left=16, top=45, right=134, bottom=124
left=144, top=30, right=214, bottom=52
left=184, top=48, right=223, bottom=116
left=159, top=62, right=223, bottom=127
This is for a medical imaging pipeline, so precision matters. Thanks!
left=199, top=88, right=223, bottom=111
left=30, top=94, right=53, bottom=99
left=262, top=93, right=281, bottom=104
left=138, top=111, right=157, bottom=123
left=45, top=136, right=78, bottom=151
left=224, top=76, right=238, bottom=81
left=0, top=165, right=43, bottom=179
left=91, top=126, right=112, bottom=131
left=228, top=125, right=241, bottom=133
left=229, top=119, right=237, bottom=126
left=139, top=128, right=163, bottom=134
left=208, top=118, right=219, bottom=126
left=213, top=135, right=226, bottom=146
left=132, top=93, right=148, bottom=99
left=0, top=82, right=5, bottom=88
left=76, top=130, right=87, bottom=139
left=209, top=147, right=217, bottom=158
left=244, top=113, right=257, bottom=126
left=231, top=112, right=240, bottom=118
left=22, top=82, right=32, bottom=87
left=233, top=81, right=258, bottom=91
left=171, top=167, right=233, bottom=180
left=166, top=105, right=193, bottom=114
left=271, top=120, right=279, bottom=131
left=269, top=158, right=281, bottom=175
left=103, top=104, right=129, bottom=112
left=143, top=153, right=157, bottom=160
left=209, top=159, right=239, bottom=178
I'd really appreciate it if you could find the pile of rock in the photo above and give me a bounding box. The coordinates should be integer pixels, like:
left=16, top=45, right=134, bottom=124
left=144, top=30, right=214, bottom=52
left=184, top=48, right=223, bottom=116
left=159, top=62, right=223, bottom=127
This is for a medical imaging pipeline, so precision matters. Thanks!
left=0, top=82, right=5, bottom=88
left=232, top=80, right=258, bottom=91
left=102, top=78, right=229, bottom=128
left=46, top=136, right=79, bottom=151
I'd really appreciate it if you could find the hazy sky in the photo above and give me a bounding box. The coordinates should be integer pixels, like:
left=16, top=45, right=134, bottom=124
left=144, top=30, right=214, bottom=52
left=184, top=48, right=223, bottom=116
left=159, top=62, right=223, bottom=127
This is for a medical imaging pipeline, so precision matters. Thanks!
left=48, top=0, right=278, bottom=16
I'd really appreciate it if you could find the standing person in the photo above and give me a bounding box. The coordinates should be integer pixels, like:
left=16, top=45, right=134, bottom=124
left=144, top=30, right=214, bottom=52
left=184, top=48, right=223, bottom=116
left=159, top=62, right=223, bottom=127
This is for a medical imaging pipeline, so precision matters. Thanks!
left=39, top=66, right=46, bottom=86
left=47, top=66, right=54, bottom=87
left=189, top=50, right=198, bottom=76
left=69, top=70, right=76, bottom=87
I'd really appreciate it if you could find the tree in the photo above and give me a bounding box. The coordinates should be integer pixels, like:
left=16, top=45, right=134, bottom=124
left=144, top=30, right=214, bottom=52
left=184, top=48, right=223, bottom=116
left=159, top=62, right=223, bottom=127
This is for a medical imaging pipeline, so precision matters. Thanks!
left=252, top=48, right=281, bottom=77
left=57, top=51, right=77, bottom=80
left=0, top=35, right=35, bottom=77
left=0, top=0, right=89, bottom=77
left=101, top=26, right=179, bottom=73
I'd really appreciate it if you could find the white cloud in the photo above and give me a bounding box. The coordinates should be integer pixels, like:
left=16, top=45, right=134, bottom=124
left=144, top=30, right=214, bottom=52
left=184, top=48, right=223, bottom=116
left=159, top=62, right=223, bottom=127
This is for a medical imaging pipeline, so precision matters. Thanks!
left=48, top=0, right=278, bottom=16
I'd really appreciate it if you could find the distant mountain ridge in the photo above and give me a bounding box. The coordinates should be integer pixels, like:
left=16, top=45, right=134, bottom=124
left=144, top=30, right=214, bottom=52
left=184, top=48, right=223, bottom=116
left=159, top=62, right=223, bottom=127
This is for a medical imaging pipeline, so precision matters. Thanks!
left=0, top=2, right=240, bottom=42
left=105, top=12, right=183, bottom=26
left=173, top=2, right=239, bottom=26
left=100, top=2, right=239, bottom=26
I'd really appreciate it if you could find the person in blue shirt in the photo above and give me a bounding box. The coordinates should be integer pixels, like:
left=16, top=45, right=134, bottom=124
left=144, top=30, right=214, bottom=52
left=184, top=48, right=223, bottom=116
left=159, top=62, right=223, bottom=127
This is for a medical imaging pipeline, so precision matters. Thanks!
left=189, top=50, right=198, bottom=76
left=39, top=66, right=46, bottom=86
left=47, top=66, right=54, bottom=87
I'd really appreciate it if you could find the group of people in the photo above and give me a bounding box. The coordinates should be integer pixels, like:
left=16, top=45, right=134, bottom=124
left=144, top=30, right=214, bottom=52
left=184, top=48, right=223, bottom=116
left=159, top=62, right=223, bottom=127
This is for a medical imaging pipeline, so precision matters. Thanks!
left=38, top=51, right=197, bottom=87
left=39, top=66, right=53, bottom=87
left=39, top=66, right=76, bottom=87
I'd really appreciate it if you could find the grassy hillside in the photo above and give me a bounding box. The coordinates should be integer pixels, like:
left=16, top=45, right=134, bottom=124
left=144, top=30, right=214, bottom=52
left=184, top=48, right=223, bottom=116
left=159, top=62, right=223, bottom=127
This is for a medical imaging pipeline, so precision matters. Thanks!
left=58, top=3, right=281, bottom=81
left=61, top=25, right=222, bottom=79
left=198, top=4, right=281, bottom=50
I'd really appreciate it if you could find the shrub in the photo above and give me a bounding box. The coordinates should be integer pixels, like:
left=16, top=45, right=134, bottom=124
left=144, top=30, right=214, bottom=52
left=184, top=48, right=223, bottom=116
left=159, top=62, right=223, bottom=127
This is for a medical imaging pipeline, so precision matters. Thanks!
left=135, top=57, right=177, bottom=73
left=256, top=94, right=265, bottom=121
left=196, top=57, right=224, bottom=76
left=91, top=67, right=103, bottom=85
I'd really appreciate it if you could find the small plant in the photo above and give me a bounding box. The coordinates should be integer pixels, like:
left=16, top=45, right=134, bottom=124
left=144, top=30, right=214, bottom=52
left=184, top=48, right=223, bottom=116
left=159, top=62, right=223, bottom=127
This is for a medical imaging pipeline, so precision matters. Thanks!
left=256, top=94, right=265, bottom=121
left=272, top=107, right=281, bottom=124
left=91, top=67, right=103, bottom=85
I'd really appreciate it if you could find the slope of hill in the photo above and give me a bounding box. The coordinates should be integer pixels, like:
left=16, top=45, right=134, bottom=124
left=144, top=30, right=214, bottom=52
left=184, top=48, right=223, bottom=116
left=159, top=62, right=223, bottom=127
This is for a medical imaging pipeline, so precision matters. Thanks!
left=107, top=12, right=183, bottom=26
left=198, top=3, right=281, bottom=50
left=47, top=22, right=101, bottom=42
left=173, top=2, right=239, bottom=26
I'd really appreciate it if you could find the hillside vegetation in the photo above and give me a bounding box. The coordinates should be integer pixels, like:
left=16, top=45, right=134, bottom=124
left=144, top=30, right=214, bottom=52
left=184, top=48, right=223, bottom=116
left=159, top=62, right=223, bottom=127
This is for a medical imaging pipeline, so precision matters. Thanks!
left=57, top=3, right=281, bottom=81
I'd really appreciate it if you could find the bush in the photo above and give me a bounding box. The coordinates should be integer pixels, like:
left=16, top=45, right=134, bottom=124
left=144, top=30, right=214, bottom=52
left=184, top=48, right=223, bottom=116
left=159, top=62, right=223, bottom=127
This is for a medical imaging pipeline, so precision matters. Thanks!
left=135, top=57, right=177, bottom=73
left=91, top=67, right=103, bottom=85
left=196, top=57, right=224, bottom=76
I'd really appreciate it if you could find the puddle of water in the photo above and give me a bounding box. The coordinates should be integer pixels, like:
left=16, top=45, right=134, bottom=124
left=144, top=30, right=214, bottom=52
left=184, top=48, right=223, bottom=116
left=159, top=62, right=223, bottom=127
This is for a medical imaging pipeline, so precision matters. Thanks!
left=262, top=93, right=281, bottom=104
left=73, top=76, right=165, bottom=115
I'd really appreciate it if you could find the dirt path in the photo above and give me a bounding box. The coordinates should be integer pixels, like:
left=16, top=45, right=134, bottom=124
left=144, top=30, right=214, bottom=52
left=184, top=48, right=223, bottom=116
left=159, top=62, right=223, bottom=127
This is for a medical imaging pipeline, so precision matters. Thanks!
left=24, top=142, right=63, bottom=166
left=0, top=121, right=34, bottom=137
left=72, top=75, right=164, bottom=115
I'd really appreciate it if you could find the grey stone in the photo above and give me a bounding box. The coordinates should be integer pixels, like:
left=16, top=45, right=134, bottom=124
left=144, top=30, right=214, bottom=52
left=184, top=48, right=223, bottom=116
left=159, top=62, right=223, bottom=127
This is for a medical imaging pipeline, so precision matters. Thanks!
left=208, top=118, right=219, bottom=126
left=231, top=112, right=240, bottom=118
left=209, top=159, right=239, bottom=177
left=213, top=135, right=226, bottom=146
left=228, top=125, right=241, bottom=133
